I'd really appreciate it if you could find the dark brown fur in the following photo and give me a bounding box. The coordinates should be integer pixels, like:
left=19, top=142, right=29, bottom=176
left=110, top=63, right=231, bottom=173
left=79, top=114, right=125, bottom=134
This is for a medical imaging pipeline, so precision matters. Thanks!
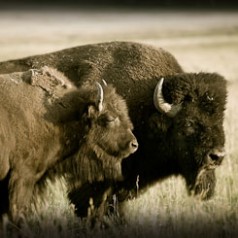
left=0, top=41, right=227, bottom=218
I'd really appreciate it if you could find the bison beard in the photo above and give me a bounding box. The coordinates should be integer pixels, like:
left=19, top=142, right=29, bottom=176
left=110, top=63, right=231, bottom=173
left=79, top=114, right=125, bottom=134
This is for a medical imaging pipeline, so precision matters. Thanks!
left=0, top=66, right=138, bottom=224
left=0, top=41, right=227, bottom=219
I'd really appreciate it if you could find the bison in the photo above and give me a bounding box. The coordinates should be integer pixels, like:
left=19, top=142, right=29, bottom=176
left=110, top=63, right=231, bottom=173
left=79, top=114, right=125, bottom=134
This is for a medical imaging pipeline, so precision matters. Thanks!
left=0, top=41, right=227, bottom=218
left=0, top=65, right=138, bottom=223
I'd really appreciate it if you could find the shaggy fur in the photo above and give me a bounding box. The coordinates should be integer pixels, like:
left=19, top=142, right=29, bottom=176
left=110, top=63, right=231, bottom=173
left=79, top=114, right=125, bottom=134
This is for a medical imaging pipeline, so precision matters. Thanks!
left=0, top=41, right=227, bottom=218
left=0, top=65, right=137, bottom=222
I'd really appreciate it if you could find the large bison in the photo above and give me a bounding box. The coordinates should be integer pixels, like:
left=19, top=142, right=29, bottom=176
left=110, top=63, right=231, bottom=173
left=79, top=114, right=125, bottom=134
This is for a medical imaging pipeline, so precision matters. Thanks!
left=0, top=41, right=227, bottom=218
left=0, top=66, right=138, bottom=223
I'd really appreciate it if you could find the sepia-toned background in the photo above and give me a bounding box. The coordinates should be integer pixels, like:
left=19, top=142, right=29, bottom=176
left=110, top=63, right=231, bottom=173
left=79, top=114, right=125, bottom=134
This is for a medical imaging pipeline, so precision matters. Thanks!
left=1, top=3, right=238, bottom=237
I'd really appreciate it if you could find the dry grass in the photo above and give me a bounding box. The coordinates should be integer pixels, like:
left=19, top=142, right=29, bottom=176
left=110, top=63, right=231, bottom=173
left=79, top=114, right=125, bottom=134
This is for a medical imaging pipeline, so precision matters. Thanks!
left=1, top=9, right=238, bottom=238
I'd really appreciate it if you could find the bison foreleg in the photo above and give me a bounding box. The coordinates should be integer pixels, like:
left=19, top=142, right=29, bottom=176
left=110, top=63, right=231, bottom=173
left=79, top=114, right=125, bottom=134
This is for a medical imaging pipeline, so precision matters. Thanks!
left=85, top=186, right=113, bottom=229
left=8, top=171, right=37, bottom=224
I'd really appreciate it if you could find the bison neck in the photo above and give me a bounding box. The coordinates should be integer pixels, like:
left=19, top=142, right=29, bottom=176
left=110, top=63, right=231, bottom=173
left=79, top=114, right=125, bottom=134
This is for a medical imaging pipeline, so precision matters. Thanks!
left=121, top=133, right=180, bottom=191
left=51, top=141, right=123, bottom=190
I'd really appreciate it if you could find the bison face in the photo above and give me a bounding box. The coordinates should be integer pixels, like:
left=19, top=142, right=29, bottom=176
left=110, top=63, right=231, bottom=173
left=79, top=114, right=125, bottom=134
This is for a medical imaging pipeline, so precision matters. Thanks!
left=153, top=73, right=227, bottom=199
left=87, top=105, right=138, bottom=159
left=82, top=81, right=138, bottom=165
left=171, top=111, right=225, bottom=200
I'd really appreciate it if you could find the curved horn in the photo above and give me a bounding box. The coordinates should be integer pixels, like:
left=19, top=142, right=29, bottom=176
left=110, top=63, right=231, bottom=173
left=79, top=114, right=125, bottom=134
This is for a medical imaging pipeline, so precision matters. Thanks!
left=153, top=78, right=182, bottom=117
left=102, top=79, right=107, bottom=87
left=96, top=82, right=104, bottom=112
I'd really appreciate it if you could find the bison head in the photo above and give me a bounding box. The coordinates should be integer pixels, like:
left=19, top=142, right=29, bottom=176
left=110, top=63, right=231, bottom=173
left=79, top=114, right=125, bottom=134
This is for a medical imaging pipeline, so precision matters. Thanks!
left=152, top=72, right=227, bottom=199
left=73, top=80, right=138, bottom=182
left=84, top=81, right=138, bottom=157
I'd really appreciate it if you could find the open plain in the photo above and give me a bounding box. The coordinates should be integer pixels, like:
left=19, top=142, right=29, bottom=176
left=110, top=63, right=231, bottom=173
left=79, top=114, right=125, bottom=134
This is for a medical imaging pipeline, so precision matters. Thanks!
left=0, top=8, right=238, bottom=237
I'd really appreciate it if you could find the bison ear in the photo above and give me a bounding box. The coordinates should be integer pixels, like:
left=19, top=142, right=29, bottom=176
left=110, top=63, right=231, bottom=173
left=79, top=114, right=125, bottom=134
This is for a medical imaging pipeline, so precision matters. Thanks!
left=87, top=105, right=98, bottom=119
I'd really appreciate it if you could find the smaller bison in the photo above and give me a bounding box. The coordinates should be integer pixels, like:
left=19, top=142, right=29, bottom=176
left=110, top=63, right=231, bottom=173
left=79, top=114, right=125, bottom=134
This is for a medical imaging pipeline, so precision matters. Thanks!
left=0, top=66, right=138, bottom=223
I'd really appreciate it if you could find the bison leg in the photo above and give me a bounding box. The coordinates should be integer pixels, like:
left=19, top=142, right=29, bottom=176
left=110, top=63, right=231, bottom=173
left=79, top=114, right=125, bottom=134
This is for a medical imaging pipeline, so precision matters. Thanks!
left=8, top=171, right=37, bottom=223
left=0, top=172, right=10, bottom=218
left=68, top=181, right=110, bottom=218
left=85, top=187, right=113, bottom=229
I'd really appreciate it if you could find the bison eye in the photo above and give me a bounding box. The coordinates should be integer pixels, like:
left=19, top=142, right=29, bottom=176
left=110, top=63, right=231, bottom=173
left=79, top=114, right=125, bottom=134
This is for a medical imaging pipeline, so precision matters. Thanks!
left=183, top=120, right=196, bottom=136
left=98, top=114, right=118, bottom=127
left=106, top=115, right=116, bottom=122
left=206, top=92, right=214, bottom=101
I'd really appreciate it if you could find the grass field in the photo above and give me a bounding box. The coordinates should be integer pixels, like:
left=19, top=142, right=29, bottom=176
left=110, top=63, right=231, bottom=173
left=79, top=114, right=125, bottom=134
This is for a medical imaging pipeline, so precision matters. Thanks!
left=0, top=8, right=238, bottom=238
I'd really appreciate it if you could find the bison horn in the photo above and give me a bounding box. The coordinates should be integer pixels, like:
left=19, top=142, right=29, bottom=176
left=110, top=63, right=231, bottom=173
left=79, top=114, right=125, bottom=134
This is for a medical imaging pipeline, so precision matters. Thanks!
left=102, top=79, right=107, bottom=86
left=96, top=82, right=104, bottom=112
left=153, top=78, right=182, bottom=117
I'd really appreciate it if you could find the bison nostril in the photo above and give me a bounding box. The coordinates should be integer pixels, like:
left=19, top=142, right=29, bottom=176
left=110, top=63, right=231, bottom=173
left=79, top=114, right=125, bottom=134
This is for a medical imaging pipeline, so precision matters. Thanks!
left=210, top=153, right=220, bottom=161
left=209, top=148, right=225, bottom=162
left=130, top=140, right=138, bottom=151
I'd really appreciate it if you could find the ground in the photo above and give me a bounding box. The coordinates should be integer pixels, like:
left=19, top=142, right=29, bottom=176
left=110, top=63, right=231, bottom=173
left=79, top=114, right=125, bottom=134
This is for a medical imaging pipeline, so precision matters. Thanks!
left=1, top=8, right=238, bottom=238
